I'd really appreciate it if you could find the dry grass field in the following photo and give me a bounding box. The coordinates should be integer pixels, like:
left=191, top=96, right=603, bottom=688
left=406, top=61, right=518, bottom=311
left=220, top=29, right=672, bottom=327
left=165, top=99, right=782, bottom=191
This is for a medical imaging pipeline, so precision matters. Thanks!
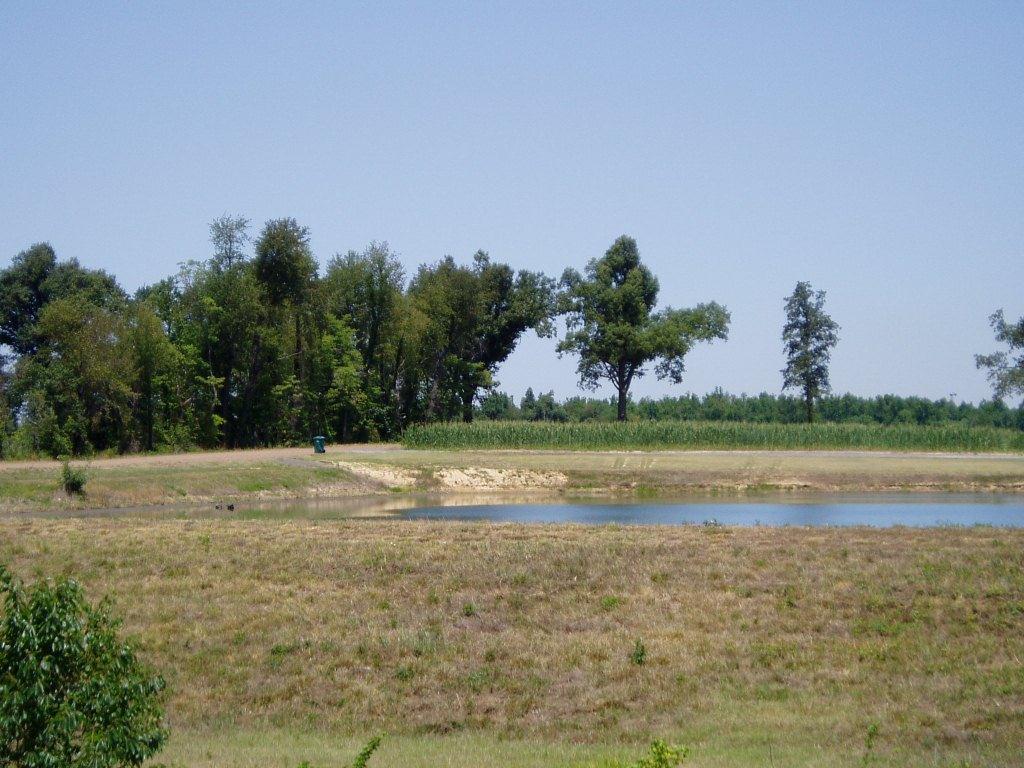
left=1, top=517, right=1021, bottom=766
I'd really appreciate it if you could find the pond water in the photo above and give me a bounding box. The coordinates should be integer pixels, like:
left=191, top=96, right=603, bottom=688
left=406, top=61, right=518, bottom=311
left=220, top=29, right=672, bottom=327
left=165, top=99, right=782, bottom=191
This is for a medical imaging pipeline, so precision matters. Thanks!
left=397, top=497, right=1024, bottom=527
left=45, top=493, right=1024, bottom=527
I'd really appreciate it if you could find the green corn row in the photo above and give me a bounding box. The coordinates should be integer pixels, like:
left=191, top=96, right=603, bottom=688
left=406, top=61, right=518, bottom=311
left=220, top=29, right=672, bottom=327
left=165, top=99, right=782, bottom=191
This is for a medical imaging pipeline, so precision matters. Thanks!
left=402, top=420, right=1024, bottom=452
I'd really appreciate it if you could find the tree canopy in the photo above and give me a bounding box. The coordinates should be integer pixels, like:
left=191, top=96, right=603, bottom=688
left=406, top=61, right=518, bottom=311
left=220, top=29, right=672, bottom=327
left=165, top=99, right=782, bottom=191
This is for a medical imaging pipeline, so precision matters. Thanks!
left=781, top=281, right=840, bottom=422
left=408, top=252, right=555, bottom=422
left=1, top=220, right=1014, bottom=457
left=557, top=235, right=729, bottom=420
left=0, top=224, right=558, bottom=454
left=976, top=310, right=1024, bottom=401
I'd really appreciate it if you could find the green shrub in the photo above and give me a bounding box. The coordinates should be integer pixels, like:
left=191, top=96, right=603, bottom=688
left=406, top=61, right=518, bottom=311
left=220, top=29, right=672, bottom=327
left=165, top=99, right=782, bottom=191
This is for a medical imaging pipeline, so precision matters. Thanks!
left=60, top=459, right=87, bottom=495
left=861, top=722, right=879, bottom=765
left=0, top=566, right=167, bottom=767
left=632, top=740, right=688, bottom=767
left=593, top=740, right=689, bottom=768
left=631, top=638, right=647, bottom=666
left=630, top=740, right=688, bottom=768
left=600, top=595, right=623, bottom=611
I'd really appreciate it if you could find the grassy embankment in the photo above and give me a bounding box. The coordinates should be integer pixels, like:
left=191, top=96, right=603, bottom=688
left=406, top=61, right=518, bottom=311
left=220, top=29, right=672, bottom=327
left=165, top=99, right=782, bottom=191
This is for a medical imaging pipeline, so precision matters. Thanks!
left=4, top=438, right=1024, bottom=512
left=403, top=420, right=1024, bottom=452
left=2, top=519, right=1022, bottom=767
left=0, top=456, right=364, bottom=512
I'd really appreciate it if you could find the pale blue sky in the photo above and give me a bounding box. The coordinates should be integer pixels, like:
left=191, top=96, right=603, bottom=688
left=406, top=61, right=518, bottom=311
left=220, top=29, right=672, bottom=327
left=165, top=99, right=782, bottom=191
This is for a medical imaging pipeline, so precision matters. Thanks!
left=2, top=2, right=1022, bottom=403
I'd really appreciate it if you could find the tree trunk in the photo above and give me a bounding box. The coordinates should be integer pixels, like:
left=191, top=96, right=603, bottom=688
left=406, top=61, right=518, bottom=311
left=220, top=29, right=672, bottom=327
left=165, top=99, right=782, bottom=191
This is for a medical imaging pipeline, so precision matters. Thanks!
left=144, top=393, right=153, bottom=452
left=425, top=350, right=445, bottom=420
left=294, top=313, right=305, bottom=382
left=462, top=385, right=474, bottom=423
left=805, top=391, right=814, bottom=423
left=389, top=338, right=405, bottom=433
left=219, top=342, right=235, bottom=445
left=616, top=361, right=629, bottom=421
left=140, top=366, right=154, bottom=452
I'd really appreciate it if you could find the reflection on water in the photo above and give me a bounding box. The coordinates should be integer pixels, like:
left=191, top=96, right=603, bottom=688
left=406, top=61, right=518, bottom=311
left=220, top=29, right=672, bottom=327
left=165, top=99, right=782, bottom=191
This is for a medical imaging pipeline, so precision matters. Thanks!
left=19, top=492, right=1024, bottom=527
left=399, top=498, right=1024, bottom=527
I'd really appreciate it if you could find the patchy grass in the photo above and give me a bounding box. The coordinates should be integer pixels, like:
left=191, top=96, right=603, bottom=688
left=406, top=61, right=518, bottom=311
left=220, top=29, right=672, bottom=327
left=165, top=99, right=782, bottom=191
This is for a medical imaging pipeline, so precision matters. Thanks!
left=0, top=462, right=359, bottom=512
left=159, top=729, right=636, bottom=768
left=154, top=725, right=1020, bottom=767
left=1, top=520, right=1021, bottom=766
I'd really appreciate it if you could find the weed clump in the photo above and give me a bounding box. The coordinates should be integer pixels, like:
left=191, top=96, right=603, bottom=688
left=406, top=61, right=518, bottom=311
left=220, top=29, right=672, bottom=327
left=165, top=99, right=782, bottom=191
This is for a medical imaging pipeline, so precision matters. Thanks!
left=600, top=595, right=623, bottom=611
left=631, top=638, right=647, bottom=666
left=350, top=734, right=384, bottom=768
left=615, top=740, right=688, bottom=767
left=861, top=723, right=879, bottom=765
left=297, top=734, right=384, bottom=768
left=60, top=459, right=87, bottom=495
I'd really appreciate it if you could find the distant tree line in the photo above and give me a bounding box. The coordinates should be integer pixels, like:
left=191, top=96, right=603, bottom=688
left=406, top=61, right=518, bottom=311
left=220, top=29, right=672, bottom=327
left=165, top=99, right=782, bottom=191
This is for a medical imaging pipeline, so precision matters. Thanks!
left=1, top=221, right=1021, bottom=456
left=479, top=388, right=1024, bottom=429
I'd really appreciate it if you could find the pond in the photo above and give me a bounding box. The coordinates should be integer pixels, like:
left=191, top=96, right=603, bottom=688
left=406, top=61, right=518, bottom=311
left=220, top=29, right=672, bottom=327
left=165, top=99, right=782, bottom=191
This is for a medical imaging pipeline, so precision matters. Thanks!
left=45, top=492, right=1024, bottom=527
left=397, top=496, right=1024, bottom=527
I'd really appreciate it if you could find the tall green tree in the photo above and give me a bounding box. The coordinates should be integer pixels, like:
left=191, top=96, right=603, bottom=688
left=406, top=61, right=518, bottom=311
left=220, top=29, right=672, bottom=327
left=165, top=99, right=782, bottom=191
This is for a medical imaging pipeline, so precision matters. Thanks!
left=557, top=236, right=729, bottom=421
left=164, top=259, right=284, bottom=448
left=11, top=290, right=133, bottom=455
left=408, top=252, right=555, bottom=422
left=254, top=218, right=316, bottom=308
left=781, top=281, right=840, bottom=422
left=319, top=315, right=371, bottom=441
left=323, top=243, right=407, bottom=437
left=254, top=218, right=317, bottom=417
left=0, top=244, right=124, bottom=357
left=976, top=309, right=1024, bottom=400
left=126, top=301, right=187, bottom=451
left=0, top=243, right=56, bottom=356
left=209, top=214, right=250, bottom=270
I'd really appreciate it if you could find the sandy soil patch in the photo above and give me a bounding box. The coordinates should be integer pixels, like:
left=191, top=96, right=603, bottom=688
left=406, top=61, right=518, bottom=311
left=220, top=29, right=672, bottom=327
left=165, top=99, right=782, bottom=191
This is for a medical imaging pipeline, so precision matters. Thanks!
left=335, top=461, right=419, bottom=489
left=435, top=466, right=568, bottom=490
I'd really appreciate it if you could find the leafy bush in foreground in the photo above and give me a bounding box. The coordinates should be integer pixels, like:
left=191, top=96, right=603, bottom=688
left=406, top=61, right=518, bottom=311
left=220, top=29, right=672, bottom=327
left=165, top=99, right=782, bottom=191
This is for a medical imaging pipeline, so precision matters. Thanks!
left=403, top=419, right=1024, bottom=453
left=0, top=567, right=167, bottom=768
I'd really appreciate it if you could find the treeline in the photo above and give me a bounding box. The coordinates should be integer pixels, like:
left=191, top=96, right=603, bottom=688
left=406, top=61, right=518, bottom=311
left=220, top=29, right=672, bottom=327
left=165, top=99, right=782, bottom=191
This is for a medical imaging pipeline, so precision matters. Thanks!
left=0, top=217, right=554, bottom=457
left=2, top=221, right=1021, bottom=457
left=479, top=388, right=1024, bottom=429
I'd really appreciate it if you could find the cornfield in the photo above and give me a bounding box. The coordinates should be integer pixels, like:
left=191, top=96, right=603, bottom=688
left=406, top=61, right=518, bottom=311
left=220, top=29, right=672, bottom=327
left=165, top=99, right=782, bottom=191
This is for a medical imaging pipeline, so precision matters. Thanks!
left=402, top=420, right=1024, bottom=453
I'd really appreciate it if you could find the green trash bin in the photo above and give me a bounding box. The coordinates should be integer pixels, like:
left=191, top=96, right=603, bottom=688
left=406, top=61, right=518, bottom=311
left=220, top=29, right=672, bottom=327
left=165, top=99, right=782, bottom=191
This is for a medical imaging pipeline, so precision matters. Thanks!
left=312, top=435, right=326, bottom=454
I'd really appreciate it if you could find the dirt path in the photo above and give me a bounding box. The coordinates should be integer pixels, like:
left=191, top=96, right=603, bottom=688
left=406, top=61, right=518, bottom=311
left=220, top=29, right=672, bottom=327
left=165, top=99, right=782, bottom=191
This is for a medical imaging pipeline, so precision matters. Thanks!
left=0, top=443, right=402, bottom=471
left=5, top=443, right=1024, bottom=472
